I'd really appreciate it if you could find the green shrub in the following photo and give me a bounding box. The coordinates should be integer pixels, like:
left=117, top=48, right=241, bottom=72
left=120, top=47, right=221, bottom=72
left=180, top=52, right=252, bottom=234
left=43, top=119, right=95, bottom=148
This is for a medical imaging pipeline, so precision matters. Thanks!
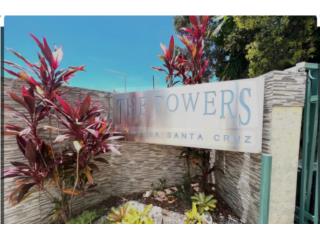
left=191, top=192, right=217, bottom=214
left=107, top=203, right=154, bottom=224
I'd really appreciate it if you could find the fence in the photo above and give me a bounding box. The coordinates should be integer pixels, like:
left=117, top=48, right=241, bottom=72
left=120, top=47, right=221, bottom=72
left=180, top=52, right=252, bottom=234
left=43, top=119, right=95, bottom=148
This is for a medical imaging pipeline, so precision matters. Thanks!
left=295, top=63, right=319, bottom=224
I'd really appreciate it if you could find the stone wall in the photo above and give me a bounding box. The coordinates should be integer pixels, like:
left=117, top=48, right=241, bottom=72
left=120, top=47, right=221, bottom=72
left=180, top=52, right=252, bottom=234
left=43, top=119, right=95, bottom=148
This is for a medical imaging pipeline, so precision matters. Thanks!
left=213, top=68, right=306, bottom=223
left=3, top=64, right=307, bottom=224
left=3, top=78, right=186, bottom=223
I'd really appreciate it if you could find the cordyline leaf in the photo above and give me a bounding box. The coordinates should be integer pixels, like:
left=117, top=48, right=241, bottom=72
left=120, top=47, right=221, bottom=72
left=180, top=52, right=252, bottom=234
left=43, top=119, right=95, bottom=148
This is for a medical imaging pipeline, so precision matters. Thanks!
left=25, top=141, right=37, bottom=163
left=4, top=60, right=29, bottom=73
left=9, top=91, right=28, bottom=109
left=108, top=145, right=121, bottom=156
left=30, top=34, right=53, bottom=67
left=4, top=68, right=20, bottom=78
left=7, top=48, right=36, bottom=69
left=178, top=35, right=193, bottom=53
left=192, top=46, right=197, bottom=58
left=5, top=124, right=23, bottom=135
left=160, top=43, right=168, bottom=58
left=152, top=67, right=166, bottom=72
left=79, top=95, right=91, bottom=117
left=42, top=125, right=60, bottom=131
left=19, top=127, right=31, bottom=136
left=3, top=168, right=20, bottom=178
left=22, top=86, right=35, bottom=114
left=61, top=66, right=85, bottom=82
left=94, top=157, right=109, bottom=164
left=189, top=16, right=199, bottom=29
left=55, top=94, right=74, bottom=117
left=180, top=27, right=194, bottom=35
left=201, top=16, right=210, bottom=32
left=9, top=183, right=35, bottom=205
left=30, top=33, right=43, bottom=50
left=21, top=73, right=39, bottom=87
left=9, top=69, right=40, bottom=88
left=43, top=37, right=56, bottom=69
left=169, top=35, right=175, bottom=57
left=35, top=86, right=44, bottom=96
left=16, top=135, right=26, bottom=155
left=86, top=128, right=99, bottom=138
left=63, top=188, right=80, bottom=196
left=107, top=136, right=124, bottom=141
left=10, top=161, right=29, bottom=168
left=88, top=163, right=99, bottom=172
left=54, top=134, right=70, bottom=143
left=39, top=57, right=49, bottom=83
left=84, top=167, right=94, bottom=185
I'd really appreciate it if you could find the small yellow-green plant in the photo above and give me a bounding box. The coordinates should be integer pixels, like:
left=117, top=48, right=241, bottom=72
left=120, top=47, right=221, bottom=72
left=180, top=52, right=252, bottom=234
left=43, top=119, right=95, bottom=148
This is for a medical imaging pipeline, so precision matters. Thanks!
left=191, top=192, right=217, bottom=214
left=184, top=203, right=206, bottom=224
left=107, top=203, right=154, bottom=224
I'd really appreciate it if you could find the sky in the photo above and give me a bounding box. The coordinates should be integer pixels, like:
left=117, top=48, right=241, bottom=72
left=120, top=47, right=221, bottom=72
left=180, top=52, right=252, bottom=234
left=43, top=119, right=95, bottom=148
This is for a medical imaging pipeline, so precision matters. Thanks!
left=4, top=16, right=178, bottom=92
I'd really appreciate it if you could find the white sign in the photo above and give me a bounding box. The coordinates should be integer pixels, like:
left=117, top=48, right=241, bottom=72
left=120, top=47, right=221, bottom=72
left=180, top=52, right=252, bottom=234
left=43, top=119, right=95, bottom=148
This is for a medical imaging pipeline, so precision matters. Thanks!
left=113, top=78, right=265, bottom=153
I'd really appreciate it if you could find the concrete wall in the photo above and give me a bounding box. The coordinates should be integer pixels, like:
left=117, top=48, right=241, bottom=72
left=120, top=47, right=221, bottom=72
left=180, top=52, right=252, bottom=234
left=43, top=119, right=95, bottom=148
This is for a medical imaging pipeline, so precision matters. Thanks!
left=3, top=78, right=187, bottom=223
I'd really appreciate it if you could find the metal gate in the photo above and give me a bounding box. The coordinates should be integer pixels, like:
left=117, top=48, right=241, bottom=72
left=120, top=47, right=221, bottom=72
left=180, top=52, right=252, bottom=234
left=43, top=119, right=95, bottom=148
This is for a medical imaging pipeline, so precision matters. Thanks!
left=295, top=63, right=319, bottom=224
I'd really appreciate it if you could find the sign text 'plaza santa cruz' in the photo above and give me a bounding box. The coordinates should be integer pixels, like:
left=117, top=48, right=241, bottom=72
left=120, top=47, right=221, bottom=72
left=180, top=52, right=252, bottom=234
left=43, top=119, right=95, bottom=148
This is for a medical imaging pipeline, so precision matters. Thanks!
left=114, top=78, right=265, bottom=153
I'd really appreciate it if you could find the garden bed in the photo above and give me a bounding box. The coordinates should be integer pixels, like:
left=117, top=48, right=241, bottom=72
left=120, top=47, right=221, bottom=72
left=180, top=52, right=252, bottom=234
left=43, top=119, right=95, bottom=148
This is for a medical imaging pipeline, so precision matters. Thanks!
left=76, top=181, right=241, bottom=224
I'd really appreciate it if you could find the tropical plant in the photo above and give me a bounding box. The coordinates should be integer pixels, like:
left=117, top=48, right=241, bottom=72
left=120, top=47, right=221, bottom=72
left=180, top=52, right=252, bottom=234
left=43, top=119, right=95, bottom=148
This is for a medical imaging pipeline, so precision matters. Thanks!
left=184, top=202, right=206, bottom=224
left=3, top=34, right=122, bottom=223
left=154, top=17, right=215, bottom=194
left=191, top=192, right=217, bottom=214
left=107, top=203, right=154, bottom=224
left=67, top=210, right=100, bottom=224
left=153, top=16, right=210, bottom=87
left=174, top=16, right=320, bottom=80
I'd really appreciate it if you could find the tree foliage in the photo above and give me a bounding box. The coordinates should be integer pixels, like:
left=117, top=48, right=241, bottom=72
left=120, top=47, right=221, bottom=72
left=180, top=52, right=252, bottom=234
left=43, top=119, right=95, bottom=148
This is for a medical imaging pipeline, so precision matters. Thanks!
left=174, top=16, right=320, bottom=80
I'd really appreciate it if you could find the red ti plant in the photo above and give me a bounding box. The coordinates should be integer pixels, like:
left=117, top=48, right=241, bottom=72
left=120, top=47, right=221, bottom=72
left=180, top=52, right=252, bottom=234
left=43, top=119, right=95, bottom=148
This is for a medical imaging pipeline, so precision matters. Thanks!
left=154, top=16, right=214, bottom=194
left=153, top=16, right=210, bottom=86
left=4, top=34, right=121, bottom=222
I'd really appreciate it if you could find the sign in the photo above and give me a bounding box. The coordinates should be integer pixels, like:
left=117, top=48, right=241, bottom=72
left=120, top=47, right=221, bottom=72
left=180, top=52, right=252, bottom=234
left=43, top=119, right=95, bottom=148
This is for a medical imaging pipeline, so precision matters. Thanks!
left=113, top=78, right=265, bottom=153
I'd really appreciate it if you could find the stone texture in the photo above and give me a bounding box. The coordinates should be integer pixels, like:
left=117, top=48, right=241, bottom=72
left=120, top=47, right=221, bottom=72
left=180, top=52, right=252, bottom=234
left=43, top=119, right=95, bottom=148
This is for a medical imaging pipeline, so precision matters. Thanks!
left=2, top=78, right=186, bottom=223
left=213, top=68, right=306, bottom=223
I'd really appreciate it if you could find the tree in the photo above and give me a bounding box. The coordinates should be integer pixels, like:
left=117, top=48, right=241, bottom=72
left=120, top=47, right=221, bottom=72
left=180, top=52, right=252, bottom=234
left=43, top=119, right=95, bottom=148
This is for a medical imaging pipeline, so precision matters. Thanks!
left=174, top=16, right=320, bottom=80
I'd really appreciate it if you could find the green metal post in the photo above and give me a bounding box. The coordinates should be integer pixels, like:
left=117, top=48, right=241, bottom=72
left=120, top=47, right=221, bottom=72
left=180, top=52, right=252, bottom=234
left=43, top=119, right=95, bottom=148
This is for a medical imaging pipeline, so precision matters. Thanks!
left=259, top=153, right=272, bottom=224
left=299, top=77, right=311, bottom=223
left=297, top=63, right=319, bottom=223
